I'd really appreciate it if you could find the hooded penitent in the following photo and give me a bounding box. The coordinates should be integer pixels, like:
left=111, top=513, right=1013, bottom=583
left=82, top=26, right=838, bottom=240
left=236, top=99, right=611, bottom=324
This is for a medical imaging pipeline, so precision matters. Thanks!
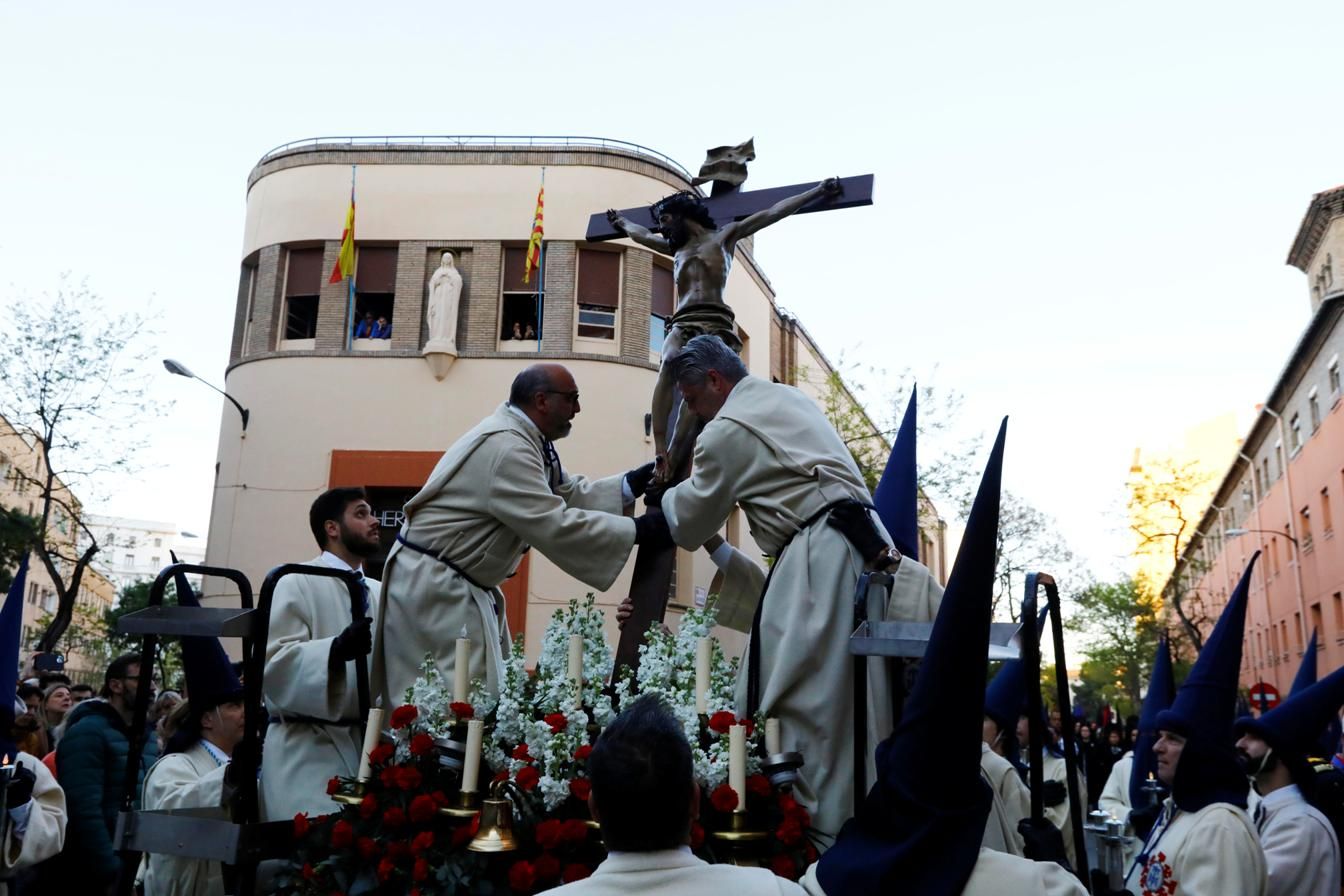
left=1154, top=552, right=1259, bottom=812
left=816, top=418, right=1006, bottom=896
left=1128, top=636, right=1175, bottom=808
left=873, top=389, right=919, bottom=560
left=983, top=604, right=1051, bottom=770
left=0, top=556, right=28, bottom=760
left=1234, top=659, right=1344, bottom=765
left=169, top=554, right=243, bottom=754
left=1290, top=629, right=1320, bottom=697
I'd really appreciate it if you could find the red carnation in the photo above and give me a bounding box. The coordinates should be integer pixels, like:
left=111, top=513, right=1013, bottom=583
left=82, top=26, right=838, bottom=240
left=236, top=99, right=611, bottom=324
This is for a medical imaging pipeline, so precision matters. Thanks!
left=561, top=818, right=590, bottom=844
left=493, top=769, right=509, bottom=784
left=449, top=701, right=474, bottom=719
left=379, top=767, right=399, bottom=788
left=573, top=743, right=593, bottom=762
left=707, top=710, right=736, bottom=734
left=326, top=776, right=342, bottom=795
left=409, top=794, right=437, bottom=823
left=742, top=718, right=755, bottom=738
left=396, top=767, right=423, bottom=791
left=293, top=813, right=310, bottom=838
left=562, top=863, right=592, bottom=883
left=710, top=783, right=739, bottom=813
left=301, top=862, right=316, bottom=880
left=534, top=852, right=561, bottom=880
left=382, top=807, right=407, bottom=830
left=387, top=840, right=411, bottom=860
left=776, top=818, right=803, bottom=846
left=508, top=859, right=537, bottom=893
left=369, top=742, right=395, bottom=765
left=412, top=830, right=435, bottom=853
left=569, top=778, right=591, bottom=801
left=431, top=790, right=450, bottom=808
left=390, top=705, right=419, bottom=729
left=409, top=733, right=434, bottom=756
left=512, top=743, right=533, bottom=762
left=357, top=836, right=379, bottom=860
left=535, top=818, right=563, bottom=850
left=770, top=854, right=798, bottom=880
left=515, top=765, right=541, bottom=791
left=412, top=858, right=430, bottom=882
left=747, top=774, right=772, bottom=799
left=377, top=857, right=396, bottom=882
left=330, top=819, right=354, bottom=848
left=778, top=793, right=800, bottom=815
left=544, top=712, right=568, bottom=734
left=359, top=794, right=378, bottom=820
left=690, top=821, right=705, bottom=849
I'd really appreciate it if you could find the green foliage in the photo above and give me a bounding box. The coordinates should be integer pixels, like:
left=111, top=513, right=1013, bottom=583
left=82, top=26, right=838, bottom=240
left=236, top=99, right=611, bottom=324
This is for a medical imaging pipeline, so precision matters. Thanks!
left=0, top=507, right=40, bottom=593
left=105, top=580, right=184, bottom=688
left=1066, top=577, right=1164, bottom=718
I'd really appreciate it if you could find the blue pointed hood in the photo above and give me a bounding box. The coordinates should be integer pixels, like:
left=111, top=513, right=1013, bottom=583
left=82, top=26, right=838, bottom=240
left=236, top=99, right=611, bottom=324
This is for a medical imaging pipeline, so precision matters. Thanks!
left=0, top=557, right=27, bottom=759
left=982, top=604, right=1050, bottom=766
left=817, top=418, right=1005, bottom=896
left=1156, top=552, right=1259, bottom=811
left=1129, top=636, right=1174, bottom=807
left=873, top=389, right=919, bottom=560
left=173, top=553, right=242, bottom=713
left=1290, top=629, right=1319, bottom=698
left=1235, top=661, right=1344, bottom=759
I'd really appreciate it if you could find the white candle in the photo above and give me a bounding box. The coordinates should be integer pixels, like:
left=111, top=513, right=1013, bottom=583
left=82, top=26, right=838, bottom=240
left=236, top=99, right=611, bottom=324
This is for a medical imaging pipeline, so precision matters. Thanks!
left=765, top=718, right=781, bottom=755
left=454, top=636, right=471, bottom=703
left=356, top=707, right=384, bottom=782
left=567, top=632, right=584, bottom=685
left=729, top=724, right=747, bottom=812
left=461, top=719, right=485, bottom=793
left=695, top=638, right=711, bottom=713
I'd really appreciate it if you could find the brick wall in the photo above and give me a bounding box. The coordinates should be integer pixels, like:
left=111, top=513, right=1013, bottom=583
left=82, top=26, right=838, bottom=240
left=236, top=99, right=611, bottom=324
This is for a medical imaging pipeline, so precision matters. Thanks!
left=245, top=245, right=284, bottom=357
left=462, top=242, right=500, bottom=352
left=621, top=247, right=652, bottom=361
left=315, top=240, right=348, bottom=351
left=540, top=242, right=575, bottom=353
left=391, top=241, right=427, bottom=351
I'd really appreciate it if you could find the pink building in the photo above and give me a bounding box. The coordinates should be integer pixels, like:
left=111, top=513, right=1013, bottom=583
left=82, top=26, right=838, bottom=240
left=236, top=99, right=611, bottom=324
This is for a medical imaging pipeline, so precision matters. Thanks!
left=1171, top=186, right=1344, bottom=699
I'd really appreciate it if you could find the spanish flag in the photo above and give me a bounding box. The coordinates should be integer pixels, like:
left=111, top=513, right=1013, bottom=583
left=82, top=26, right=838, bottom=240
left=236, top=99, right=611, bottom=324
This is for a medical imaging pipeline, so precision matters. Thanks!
left=329, top=185, right=356, bottom=284
left=524, top=182, right=544, bottom=284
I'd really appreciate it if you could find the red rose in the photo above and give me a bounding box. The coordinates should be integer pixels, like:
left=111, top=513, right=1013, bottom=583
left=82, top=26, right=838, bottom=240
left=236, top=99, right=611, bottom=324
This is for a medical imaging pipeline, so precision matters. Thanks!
left=492, top=770, right=509, bottom=784
left=379, top=767, right=399, bottom=788
left=747, top=774, right=772, bottom=799
left=396, top=767, right=423, bottom=791
left=431, top=790, right=450, bottom=807
left=562, top=863, right=592, bottom=883
left=451, top=822, right=474, bottom=849
left=707, top=710, right=736, bottom=734
left=301, top=862, right=316, bottom=880
left=511, top=743, right=533, bottom=761
left=449, top=701, right=474, bottom=719
left=508, top=859, right=537, bottom=893
left=409, top=794, right=437, bottom=823
left=293, top=813, right=310, bottom=838
left=387, top=840, right=411, bottom=860
left=412, top=830, right=435, bottom=853
left=326, top=776, right=342, bottom=795
left=776, top=818, right=803, bottom=846
left=412, top=858, right=429, bottom=882
left=742, top=718, right=755, bottom=738
left=390, top=705, right=419, bottom=729
left=515, top=765, right=541, bottom=791
left=569, top=778, right=591, bottom=801
left=359, top=794, right=378, bottom=820
left=573, top=743, right=593, bottom=762
left=377, top=857, right=396, bottom=881
left=330, top=819, right=354, bottom=848
left=778, top=793, right=800, bottom=815
left=369, top=742, right=395, bottom=765
left=382, top=807, right=406, bottom=830
left=534, top=852, right=561, bottom=881
left=409, top=733, right=434, bottom=756
left=544, top=712, right=568, bottom=734
left=770, top=854, right=798, bottom=880
left=535, top=818, right=563, bottom=849
left=709, top=783, right=739, bottom=813
left=561, top=818, right=590, bottom=844
left=690, top=821, right=705, bottom=849
left=357, top=836, right=379, bottom=860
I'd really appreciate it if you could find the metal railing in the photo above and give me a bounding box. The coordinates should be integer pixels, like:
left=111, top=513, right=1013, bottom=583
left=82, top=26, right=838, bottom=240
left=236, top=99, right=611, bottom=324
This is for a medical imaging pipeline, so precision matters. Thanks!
left=256, top=135, right=693, bottom=181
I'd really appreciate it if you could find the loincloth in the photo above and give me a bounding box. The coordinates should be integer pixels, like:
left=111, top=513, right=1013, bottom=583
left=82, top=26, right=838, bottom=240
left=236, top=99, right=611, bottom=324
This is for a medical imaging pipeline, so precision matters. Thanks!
left=668, top=303, right=743, bottom=352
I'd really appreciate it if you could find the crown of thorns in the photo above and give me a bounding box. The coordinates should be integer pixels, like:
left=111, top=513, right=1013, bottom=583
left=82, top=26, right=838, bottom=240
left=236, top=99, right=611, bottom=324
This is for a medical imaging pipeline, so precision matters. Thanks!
left=649, top=191, right=716, bottom=231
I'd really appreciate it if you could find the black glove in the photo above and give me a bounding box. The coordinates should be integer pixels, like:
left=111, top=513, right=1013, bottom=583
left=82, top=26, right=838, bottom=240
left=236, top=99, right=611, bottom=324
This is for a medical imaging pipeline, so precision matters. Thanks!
left=330, top=616, right=373, bottom=664
left=1018, top=817, right=1070, bottom=869
left=633, top=511, right=674, bottom=549
left=625, top=462, right=657, bottom=498
left=643, top=481, right=669, bottom=510
left=1039, top=778, right=1068, bottom=807
left=1129, top=802, right=1162, bottom=839
left=5, top=764, right=35, bottom=808
left=826, top=502, right=893, bottom=566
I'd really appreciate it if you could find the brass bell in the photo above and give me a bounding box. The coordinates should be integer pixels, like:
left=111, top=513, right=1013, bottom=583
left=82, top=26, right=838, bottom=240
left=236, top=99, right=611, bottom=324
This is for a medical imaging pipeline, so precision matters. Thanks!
left=468, top=780, right=519, bottom=853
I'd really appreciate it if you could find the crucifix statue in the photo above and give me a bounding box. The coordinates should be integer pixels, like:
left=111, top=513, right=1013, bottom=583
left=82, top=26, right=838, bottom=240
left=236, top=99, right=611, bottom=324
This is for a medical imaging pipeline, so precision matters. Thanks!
left=588, top=141, right=874, bottom=674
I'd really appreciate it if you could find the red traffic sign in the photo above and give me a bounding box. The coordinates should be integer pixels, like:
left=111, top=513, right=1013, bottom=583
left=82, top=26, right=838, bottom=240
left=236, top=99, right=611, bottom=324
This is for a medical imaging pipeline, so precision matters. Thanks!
left=1249, top=681, right=1281, bottom=711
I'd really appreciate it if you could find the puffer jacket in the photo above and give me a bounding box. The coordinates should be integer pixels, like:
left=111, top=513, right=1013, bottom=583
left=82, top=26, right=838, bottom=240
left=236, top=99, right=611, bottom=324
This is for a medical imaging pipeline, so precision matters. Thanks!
left=51, top=698, right=158, bottom=885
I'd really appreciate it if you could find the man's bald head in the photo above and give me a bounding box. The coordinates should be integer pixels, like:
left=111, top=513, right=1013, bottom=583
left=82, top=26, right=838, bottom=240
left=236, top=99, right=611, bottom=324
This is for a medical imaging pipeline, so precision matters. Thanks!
left=509, top=364, right=581, bottom=440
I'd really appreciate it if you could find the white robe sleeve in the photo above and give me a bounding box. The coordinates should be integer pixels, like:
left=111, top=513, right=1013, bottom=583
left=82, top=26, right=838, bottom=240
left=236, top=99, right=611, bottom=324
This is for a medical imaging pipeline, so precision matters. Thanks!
left=1099, top=755, right=1131, bottom=820
left=265, top=576, right=350, bottom=720
left=554, top=470, right=628, bottom=513
left=1261, top=810, right=1337, bottom=896
left=663, top=423, right=743, bottom=550
left=709, top=543, right=766, bottom=634
left=1177, top=810, right=1266, bottom=896
left=143, top=754, right=228, bottom=816
left=0, top=754, right=65, bottom=870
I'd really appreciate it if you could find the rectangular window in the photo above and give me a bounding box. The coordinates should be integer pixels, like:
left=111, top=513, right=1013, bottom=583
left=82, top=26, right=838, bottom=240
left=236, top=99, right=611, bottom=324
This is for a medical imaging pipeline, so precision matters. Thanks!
left=1301, top=506, right=1313, bottom=552
left=283, top=247, right=324, bottom=341
left=123, top=553, right=134, bottom=567
left=150, top=555, right=160, bottom=569
left=1309, top=388, right=1321, bottom=433
left=1323, top=488, right=1333, bottom=535
left=352, top=246, right=397, bottom=341
left=1336, top=592, right=1344, bottom=637
left=154, top=537, right=162, bottom=548
left=1275, top=442, right=1284, bottom=479
left=1330, top=355, right=1341, bottom=397
left=500, top=247, right=542, bottom=342
left=1313, top=602, right=1324, bottom=640
left=576, top=249, right=621, bottom=340
left=650, top=263, right=675, bottom=353
left=27, top=583, right=36, bottom=605
left=1263, top=458, right=1271, bottom=490
left=241, top=263, right=258, bottom=349
left=1290, top=414, right=1303, bottom=452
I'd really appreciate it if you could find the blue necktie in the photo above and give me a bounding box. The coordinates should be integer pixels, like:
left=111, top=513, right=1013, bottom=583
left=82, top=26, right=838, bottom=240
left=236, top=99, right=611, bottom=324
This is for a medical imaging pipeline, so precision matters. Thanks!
left=354, top=571, right=370, bottom=617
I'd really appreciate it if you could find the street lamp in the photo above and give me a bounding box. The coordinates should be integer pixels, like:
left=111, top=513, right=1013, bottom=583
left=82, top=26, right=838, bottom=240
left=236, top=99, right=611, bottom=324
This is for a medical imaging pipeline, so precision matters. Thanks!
left=1225, top=527, right=1299, bottom=548
left=162, top=359, right=250, bottom=432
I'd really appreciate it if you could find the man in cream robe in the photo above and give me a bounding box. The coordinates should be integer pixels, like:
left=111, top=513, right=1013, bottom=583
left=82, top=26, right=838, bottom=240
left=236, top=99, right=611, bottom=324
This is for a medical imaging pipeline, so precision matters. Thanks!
left=142, top=734, right=232, bottom=895
left=652, top=337, right=943, bottom=838
left=981, top=742, right=1028, bottom=855
left=374, top=364, right=646, bottom=707
left=0, top=751, right=65, bottom=896
left=262, top=488, right=382, bottom=822
left=1099, top=752, right=1147, bottom=867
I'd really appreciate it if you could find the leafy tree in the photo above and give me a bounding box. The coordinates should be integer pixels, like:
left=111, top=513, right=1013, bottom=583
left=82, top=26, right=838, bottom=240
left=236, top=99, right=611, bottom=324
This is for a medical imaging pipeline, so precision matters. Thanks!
left=38, top=579, right=185, bottom=688
left=1128, top=457, right=1214, bottom=650
left=1065, top=577, right=1164, bottom=718
left=0, top=507, right=40, bottom=592
left=0, top=281, right=163, bottom=651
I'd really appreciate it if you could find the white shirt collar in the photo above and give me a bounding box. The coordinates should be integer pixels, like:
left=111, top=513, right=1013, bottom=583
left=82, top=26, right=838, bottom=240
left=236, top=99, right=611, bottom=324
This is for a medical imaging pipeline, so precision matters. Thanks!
left=1260, top=782, right=1304, bottom=810
left=199, top=738, right=230, bottom=768
left=319, top=551, right=363, bottom=575
left=504, top=403, right=545, bottom=440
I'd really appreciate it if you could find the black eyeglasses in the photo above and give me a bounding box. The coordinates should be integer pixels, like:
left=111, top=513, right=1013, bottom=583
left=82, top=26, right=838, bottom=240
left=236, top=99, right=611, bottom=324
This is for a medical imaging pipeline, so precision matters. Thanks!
left=544, top=390, right=580, bottom=403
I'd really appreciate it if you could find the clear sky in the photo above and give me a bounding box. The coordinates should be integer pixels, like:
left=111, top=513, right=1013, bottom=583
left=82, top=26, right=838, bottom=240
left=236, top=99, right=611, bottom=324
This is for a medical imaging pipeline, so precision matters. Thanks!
left=2, top=0, right=1340, bottom=585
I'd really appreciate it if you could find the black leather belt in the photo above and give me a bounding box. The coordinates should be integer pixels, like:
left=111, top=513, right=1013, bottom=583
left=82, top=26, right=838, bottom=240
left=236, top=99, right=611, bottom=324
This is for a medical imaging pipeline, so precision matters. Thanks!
left=268, top=714, right=360, bottom=727
left=396, top=534, right=488, bottom=591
